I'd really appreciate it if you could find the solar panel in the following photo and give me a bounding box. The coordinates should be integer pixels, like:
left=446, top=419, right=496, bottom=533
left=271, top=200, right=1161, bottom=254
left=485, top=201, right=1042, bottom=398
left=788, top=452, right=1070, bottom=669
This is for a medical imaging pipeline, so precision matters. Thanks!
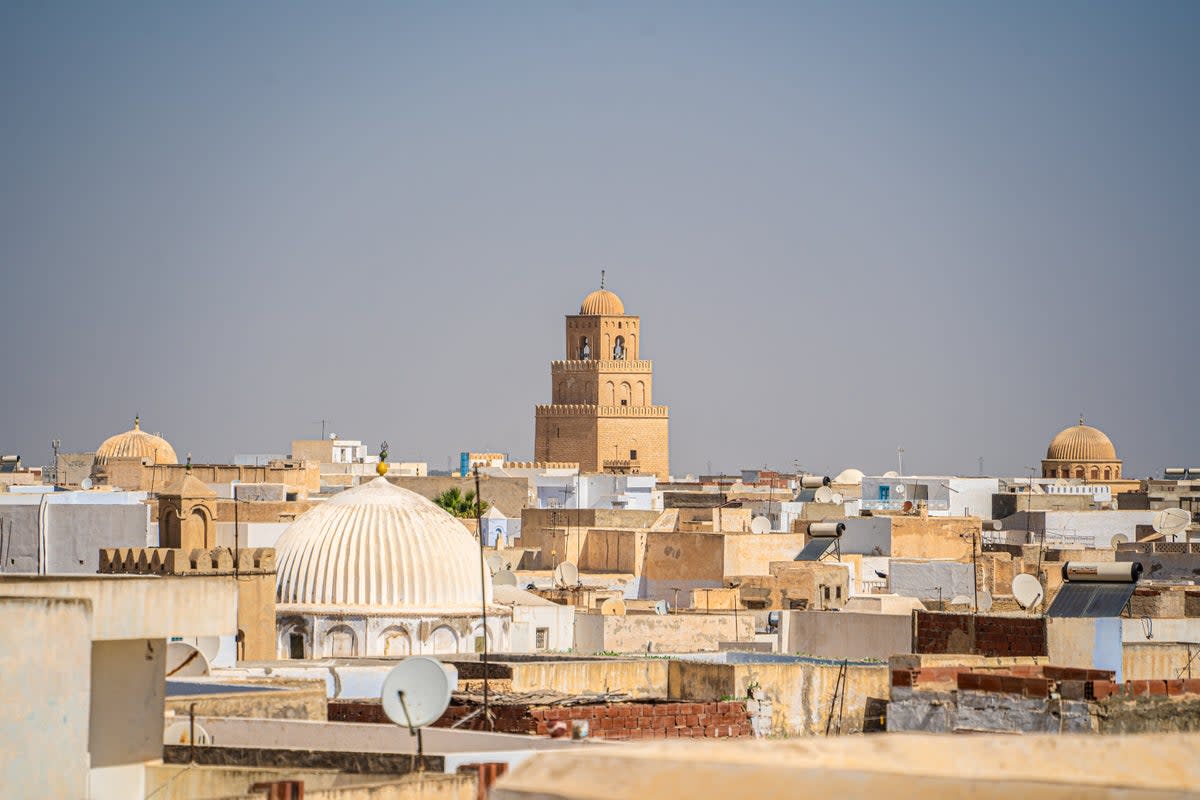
left=796, top=538, right=836, bottom=562
left=1046, top=582, right=1137, bottom=618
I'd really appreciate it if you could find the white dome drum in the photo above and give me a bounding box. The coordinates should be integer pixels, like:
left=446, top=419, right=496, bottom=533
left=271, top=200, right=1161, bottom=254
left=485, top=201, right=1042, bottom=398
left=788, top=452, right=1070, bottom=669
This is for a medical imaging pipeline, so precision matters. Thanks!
left=275, top=477, right=493, bottom=613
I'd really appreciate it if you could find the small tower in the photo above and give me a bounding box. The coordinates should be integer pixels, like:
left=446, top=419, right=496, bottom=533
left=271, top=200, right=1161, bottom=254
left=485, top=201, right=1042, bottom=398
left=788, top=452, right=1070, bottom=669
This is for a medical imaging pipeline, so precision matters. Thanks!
left=158, top=474, right=218, bottom=551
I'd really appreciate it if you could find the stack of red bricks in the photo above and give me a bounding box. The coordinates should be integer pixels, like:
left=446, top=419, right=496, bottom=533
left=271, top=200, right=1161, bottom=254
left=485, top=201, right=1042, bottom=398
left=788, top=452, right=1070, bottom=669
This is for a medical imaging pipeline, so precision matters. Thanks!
left=1091, top=678, right=1200, bottom=700
left=892, top=664, right=1115, bottom=700
left=530, top=701, right=752, bottom=740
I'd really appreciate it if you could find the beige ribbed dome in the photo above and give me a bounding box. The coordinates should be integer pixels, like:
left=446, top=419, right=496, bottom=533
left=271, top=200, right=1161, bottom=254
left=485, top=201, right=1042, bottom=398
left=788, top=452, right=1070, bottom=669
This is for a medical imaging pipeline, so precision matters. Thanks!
left=95, top=417, right=178, bottom=465
left=580, top=288, right=624, bottom=315
left=274, top=477, right=491, bottom=612
left=1046, top=420, right=1117, bottom=461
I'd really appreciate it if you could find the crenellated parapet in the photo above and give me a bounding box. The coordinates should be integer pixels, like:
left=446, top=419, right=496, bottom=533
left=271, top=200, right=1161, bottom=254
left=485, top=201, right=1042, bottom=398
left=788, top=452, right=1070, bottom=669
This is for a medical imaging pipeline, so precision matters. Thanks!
left=99, top=546, right=275, bottom=576
left=551, top=359, right=653, bottom=372
left=536, top=404, right=669, bottom=417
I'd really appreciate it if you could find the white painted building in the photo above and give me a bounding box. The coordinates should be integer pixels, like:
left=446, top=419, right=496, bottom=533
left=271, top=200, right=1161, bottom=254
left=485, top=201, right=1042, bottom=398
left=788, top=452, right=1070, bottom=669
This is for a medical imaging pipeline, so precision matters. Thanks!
left=861, top=476, right=999, bottom=518
left=494, top=585, right=575, bottom=652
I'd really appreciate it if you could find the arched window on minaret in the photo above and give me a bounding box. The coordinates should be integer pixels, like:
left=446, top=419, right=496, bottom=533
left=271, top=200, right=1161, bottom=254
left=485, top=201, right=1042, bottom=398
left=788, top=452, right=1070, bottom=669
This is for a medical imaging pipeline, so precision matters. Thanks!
left=613, top=336, right=626, bottom=360
left=579, top=336, right=590, bottom=360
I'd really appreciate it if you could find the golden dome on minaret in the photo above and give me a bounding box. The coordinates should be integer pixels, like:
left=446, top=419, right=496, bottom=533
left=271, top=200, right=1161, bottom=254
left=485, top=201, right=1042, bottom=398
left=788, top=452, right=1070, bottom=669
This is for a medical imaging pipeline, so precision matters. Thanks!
left=95, top=416, right=179, bottom=465
left=580, top=288, right=624, bottom=316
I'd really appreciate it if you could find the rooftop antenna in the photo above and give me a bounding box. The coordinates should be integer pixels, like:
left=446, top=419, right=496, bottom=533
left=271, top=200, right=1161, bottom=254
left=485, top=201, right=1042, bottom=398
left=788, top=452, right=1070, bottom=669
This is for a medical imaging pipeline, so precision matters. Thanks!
left=473, top=465, right=493, bottom=730
left=380, top=657, right=457, bottom=771
left=315, top=419, right=332, bottom=440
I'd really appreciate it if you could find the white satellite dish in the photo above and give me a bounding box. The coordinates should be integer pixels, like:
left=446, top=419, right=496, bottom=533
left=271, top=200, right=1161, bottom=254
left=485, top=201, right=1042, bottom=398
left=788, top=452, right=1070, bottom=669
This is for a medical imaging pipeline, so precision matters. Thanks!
left=1154, top=508, right=1191, bottom=538
left=1012, top=574, right=1044, bottom=610
left=80, top=477, right=93, bottom=490
left=599, top=596, right=626, bottom=615
left=813, top=486, right=835, bottom=504
left=893, top=484, right=906, bottom=497
left=194, top=636, right=222, bottom=663
left=1110, top=533, right=1129, bottom=546
left=165, top=642, right=210, bottom=678
left=164, top=720, right=211, bottom=746
left=485, top=554, right=506, bottom=575
left=554, top=561, right=579, bottom=588
left=750, top=516, right=771, bottom=534
left=652, top=599, right=669, bottom=615
left=493, top=569, right=518, bottom=587
left=882, top=471, right=899, bottom=478
left=830, top=492, right=844, bottom=505
left=380, top=656, right=457, bottom=730
left=950, top=595, right=973, bottom=606
left=976, top=590, right=993, bottom=613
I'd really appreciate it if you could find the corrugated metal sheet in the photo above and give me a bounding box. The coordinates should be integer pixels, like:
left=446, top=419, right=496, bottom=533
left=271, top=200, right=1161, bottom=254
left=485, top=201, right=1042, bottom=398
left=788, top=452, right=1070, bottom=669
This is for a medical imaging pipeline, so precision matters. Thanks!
left=1047, top=583, right=1136, bottom=618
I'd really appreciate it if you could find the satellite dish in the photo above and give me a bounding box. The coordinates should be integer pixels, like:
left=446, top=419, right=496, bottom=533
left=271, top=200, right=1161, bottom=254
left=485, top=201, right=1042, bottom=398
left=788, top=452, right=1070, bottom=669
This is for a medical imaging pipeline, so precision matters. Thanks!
left=902, top=501, right=914, bottom=513
left=164, top=720, right=211, bottom=746
left=194, top=636, right=222, bottom=663
left=893, top=484, right=906, bottom=497
left=380, top=656, right=457, bottom=730
left=830, top=492, right=844, bottom=505
left=599, top=596, right=626, bottom=615
left=1154, top=508, right=1191, bottom=538
left=493, top=570, right=518, bottom=587
left=80, top=477, right=93, bottom=490
left=1110, top=533, right=1129, bottom=546
left=1012, top=574, right=1044, bottom=610
left=652, top=599, right=669, bottom=615
left=882, top=471, right=899, bottom=478
left=750, top=516, right=771, bottom=534
left=165, top=642, right=210, bottom=678
left=814, top=486, right=835, bottom=504
left=976, top=590, right=993, bottom=613
left=554, top=561, right=579, bottom=588
left=951, top=595, right=973, bottom=606
left=485, top=554, right=506, bottom=575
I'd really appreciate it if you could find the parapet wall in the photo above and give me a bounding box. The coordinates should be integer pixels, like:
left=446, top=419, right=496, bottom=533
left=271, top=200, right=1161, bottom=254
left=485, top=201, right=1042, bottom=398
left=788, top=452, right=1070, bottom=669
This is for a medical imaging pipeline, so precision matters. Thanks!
left=99, top=546, right=275, bottom=576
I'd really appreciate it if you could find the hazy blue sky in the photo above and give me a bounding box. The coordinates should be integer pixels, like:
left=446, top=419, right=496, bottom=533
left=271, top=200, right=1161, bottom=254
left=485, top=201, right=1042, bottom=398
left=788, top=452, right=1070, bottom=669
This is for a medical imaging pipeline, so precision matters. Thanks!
left=2, top=2, right=1197, bottom=478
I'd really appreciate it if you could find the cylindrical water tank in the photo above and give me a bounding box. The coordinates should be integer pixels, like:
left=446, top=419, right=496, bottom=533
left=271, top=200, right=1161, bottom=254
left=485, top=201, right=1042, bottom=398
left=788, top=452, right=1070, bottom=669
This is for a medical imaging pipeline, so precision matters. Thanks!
left=808, top=522, right=845, bottom=538
left=982, top=520, right=1004, bottom=531
left=1061, top=561, right=1143, bottom=583
left=800, top=475, right=831, bottom=489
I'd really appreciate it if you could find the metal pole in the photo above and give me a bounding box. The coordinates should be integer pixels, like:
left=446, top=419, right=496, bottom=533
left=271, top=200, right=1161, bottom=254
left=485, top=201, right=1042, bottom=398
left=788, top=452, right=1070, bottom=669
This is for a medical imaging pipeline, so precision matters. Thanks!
left=474, top=466, right=492, bottom=730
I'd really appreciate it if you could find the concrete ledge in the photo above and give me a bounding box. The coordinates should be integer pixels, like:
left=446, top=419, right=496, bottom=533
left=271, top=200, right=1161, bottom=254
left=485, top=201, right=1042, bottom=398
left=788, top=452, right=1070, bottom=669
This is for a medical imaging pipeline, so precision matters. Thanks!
left=0, top=575, right=237, bottom=639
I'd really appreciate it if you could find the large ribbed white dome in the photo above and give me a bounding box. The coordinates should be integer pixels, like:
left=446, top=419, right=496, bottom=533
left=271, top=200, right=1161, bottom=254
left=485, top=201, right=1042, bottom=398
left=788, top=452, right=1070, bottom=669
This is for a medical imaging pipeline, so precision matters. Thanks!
left=275, top=477, right=491, bottom=612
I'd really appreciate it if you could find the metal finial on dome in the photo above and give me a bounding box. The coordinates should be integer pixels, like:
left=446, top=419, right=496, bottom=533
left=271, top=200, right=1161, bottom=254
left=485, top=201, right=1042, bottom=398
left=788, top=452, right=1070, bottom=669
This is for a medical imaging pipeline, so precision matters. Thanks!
left=134, top=415, right=141, bottom=430
left=377, top=440, right=390, bottom=476
left=1079, top=414, right=1085, bottom=426
left=600, top=269, right=605, bottom=290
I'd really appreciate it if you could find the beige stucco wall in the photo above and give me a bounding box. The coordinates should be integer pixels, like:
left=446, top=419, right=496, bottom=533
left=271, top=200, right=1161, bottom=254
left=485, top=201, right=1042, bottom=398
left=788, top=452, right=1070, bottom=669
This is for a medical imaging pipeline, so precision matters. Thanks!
left=91, top=638, right=165, bottom=768
left=668, top=659, right=889, bottom=736
left=0, top=596, right=92, bottom=799
left=145, top=765, right=475, bottom=800
left=1124, top=642, right=1196, bottom=681
left=493, top=734, right=1200, bottom=800
left=508, top=659, right=669, bottom=698
left=574, top=612, right=755, bottom=655
left=722, top=533, right=807, bottom=575
left=784, top=610, right=912, bottom=660
left=890, top=515, right=981, bottom=561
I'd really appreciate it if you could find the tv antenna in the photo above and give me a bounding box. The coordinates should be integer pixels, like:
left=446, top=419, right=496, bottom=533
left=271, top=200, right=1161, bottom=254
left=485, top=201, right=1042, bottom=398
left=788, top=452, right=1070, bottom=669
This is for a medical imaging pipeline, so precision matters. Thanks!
left=380, top=656, right=457, bottom=771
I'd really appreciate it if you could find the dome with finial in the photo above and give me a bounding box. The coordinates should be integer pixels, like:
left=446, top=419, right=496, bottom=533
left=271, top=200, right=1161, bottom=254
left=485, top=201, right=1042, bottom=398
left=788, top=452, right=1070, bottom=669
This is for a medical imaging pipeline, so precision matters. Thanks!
left=1046, top=418, right=1118, bottom=462
left=580, top=288, right=624, bottom=316
left=95, top=416, right=178, bottom=465
left=274, top=477, right=492, bottom=612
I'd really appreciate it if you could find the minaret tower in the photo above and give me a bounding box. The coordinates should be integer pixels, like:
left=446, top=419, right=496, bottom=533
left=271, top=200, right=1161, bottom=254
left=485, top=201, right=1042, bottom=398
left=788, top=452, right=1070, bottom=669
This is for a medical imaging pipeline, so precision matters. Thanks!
left=534, top=276, right=669, bottom=477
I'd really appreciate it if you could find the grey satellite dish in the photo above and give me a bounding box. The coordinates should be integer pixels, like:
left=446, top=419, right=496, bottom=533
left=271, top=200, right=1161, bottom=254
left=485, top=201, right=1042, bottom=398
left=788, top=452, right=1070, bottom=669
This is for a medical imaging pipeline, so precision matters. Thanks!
left=830, top=492, right=844, bottom=505
left=165, top=642, right=210, bottom=678
left=1012, top=574, right=1043, bottom=610
left=554, top=561, right=579, bottom=588
left=1110, top=533, right=1129, bottom=546
left=750, top=516, right=771, bottom=534
left=976, top=590, right=993, bottom=613
left=813, top=486, right=835, bottom=504
left=485, top=554, right=506, bottom=575
left=80, top=477, right=93, bottom=490
left=381, top=656, right=457, bottom=729
left=893, top=484, right=906, bottom=497
left=493, top=569, right=518, bottom=587
left=1154, top=508, right=1190, bottom=538
left=164, top=720, right=211, bottom=746
left=194, top=636, right=222, bottom=663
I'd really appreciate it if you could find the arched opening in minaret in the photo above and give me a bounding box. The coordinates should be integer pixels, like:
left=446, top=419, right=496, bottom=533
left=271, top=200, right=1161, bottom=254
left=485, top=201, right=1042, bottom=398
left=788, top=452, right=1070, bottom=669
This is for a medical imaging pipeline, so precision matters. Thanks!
left=613, top=336, right=626, bottom=360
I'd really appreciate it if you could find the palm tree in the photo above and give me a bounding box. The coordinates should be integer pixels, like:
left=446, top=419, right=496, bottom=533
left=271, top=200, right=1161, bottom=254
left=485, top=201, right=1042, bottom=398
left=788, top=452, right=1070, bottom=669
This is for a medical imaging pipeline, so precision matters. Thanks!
left=434, top=487, right=489, bottom=518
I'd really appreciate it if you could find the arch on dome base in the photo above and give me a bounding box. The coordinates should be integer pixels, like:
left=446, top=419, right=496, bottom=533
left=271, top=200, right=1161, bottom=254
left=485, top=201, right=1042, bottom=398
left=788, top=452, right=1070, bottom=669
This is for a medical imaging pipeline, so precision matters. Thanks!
left=277, top=616, right=311, bottom=660
left=378, top=626, right=413, bottom=657
left=426, top=625, right=458, bottom=654
left=322, top=624, right=358, bottom=658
